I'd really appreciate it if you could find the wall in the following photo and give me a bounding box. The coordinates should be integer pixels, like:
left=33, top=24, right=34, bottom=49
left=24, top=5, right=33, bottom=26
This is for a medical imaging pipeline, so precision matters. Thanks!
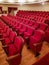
left=0, top=4, right=18, bottom=15
left=18, top=3, right=49, bottom=11
left=0, top=3, right=49, bottom=14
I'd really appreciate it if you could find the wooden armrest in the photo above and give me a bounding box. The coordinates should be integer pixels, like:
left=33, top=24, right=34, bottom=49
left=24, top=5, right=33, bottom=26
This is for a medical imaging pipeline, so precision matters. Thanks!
left=33, top=42, right=42, bottom=46
left=2, top=45, right=8, bottom=48
left=6, top=53, right=20, bottom=61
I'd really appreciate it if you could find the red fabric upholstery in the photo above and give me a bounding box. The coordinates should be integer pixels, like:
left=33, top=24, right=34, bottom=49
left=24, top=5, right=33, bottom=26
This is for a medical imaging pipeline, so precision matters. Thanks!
left=45, top=26, right=49, bottom=43
left=32, top=22, right=40, bottom=29
left=29, top=30, right=45, bottom=53
left=8, top=54, right=21, bottom=65
left=28, top=21, right=35, bottom=26
left=38, top=23, right=48, bottom=31
left=7, top=44, right=18, bottom=56
left=15, top=24, right=22, bottom=31
left=9, top=31, right=16, bottom=42
left=2, top=37, right=11, bottom=45
left=32, top=53, right=49, bottom=65
left=4, top=36, right=24, bottom=56
left=24, top=20, right=29, bottom=24
left=14, top=36, right=24, bottom=52
left=19, top=25, right=27, bottom=35
left=45, top=31, right=49, bottom=43
left=24, top=27, right=34, bottom=39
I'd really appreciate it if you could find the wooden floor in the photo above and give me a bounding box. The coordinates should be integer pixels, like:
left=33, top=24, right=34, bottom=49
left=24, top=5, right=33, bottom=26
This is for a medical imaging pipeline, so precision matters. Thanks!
left=0, top=41, right=49, bottom=65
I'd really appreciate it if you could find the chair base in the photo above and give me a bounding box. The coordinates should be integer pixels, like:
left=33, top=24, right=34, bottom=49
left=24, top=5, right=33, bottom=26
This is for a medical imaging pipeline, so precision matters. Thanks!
left=35, top=52, right=40, bottom=57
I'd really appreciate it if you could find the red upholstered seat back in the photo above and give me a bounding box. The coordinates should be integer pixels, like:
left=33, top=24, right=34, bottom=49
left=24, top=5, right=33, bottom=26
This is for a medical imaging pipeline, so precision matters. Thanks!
left=27, top=27, right=34, bottom=34
left=33, top=30, right=44, bottom=41
left=39, top=23, right=48, bottom=31
left=14, top=36, right=24, bottom=53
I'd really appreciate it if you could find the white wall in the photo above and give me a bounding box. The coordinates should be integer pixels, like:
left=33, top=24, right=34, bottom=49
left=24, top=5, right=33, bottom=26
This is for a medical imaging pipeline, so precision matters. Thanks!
left=18, top=3, right=49, bottom=11
left=0, top=3, right=49, bottom=15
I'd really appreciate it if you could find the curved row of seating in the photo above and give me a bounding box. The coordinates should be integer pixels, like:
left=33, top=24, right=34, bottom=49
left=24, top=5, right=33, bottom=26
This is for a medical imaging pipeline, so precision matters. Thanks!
left=0, top=15, right=46, bottom=56
left=16, top=10, right=49, bottom=18
left=7, top=14, right=49, bottom=28
left=2, top=15, right=48, bottom=31
left=0, top=19, right=24, bottom=65
left=15, top=10, right=49, bottom=43
left=16, top=10, right=49, bottom=23
left=0, top=10, right=49, bottom=65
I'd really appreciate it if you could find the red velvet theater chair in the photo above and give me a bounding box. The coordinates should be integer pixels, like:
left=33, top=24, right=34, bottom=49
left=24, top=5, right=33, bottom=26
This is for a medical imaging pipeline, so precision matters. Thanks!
left=45, top=17, right=49, bottom=25
left=0, top=28, right=3, bottom=39
left=29, top=30, right=45, bottom=56
left=32, top=22, right=40, bottom=29
left=24, top=27, right=35, bottom=39
left=1, top=28, right=10, bottom=38
left=38, top=23, right=48, bottom=31
left=28, top=21, right=35, bottom=26
left=45, top=26, right=49, bottom=43
left=12, top=22, right=19, bottom=31
left=4, top=36, right=24, bottom=56
left=4, top=36, right=24, bottom=65
left=23, top=20, right=29, bottom=25
left=15, top=23, right=23, bottom=32
left=18, top=25, right=27, bottom=35
left=6, top=53, right=21, bottom=65
left=1, top=31, right=17, bottom=46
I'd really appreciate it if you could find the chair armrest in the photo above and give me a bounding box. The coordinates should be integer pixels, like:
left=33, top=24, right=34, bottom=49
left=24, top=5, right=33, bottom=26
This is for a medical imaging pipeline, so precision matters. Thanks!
left=6, top=53, right=20, bottom=61
left=0, top=38, right=5, bottom=41
left=2, top=45, right=8, bottom=48
left=33, top=42, right=42, bottom=46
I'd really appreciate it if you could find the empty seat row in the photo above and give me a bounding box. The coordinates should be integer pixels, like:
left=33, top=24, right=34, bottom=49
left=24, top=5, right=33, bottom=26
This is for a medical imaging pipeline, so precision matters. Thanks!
left=16, top=10, right=49, bottom=24
left=1, top=15, right=49, bottom=44
left=16, top=10, right=49, bottom=18
left=1, top=15, right=49, bottom=43
left=0, top=16, right=46, bottom=56
left=7, top=14, right=49, bottom=28
left=1, top=15, right=48, bottom=32
left=0, top=20, right=24, bottom=65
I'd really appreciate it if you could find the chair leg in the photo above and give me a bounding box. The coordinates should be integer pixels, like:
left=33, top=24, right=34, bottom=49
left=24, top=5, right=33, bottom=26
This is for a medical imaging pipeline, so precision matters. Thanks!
left=35, top=52, right=40, bottom=57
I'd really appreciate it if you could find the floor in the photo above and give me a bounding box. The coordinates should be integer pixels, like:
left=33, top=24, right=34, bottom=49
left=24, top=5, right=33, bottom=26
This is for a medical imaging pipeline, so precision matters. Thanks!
left=0, top=41, right=49, bottom=65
